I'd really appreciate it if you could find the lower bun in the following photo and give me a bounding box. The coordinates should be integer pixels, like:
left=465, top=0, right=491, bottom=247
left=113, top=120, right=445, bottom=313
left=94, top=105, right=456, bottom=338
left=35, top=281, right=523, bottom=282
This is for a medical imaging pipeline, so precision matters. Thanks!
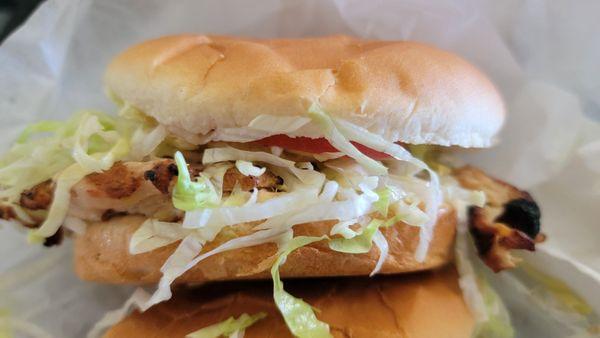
left=104, top=267, right=474, bottom=338
left=75, top=206, right=457, bottom=284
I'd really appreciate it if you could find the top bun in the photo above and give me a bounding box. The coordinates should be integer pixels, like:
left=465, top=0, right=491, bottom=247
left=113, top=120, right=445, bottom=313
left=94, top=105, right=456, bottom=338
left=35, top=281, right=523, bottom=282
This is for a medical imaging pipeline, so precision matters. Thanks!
left=106, top=35, right=504, bottom=147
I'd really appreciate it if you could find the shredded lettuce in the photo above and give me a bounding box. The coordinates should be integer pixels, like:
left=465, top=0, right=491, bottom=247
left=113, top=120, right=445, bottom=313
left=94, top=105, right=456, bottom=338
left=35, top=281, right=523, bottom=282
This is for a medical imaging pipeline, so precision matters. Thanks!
left=326, top=185, right=421, bottom=275
left=190, top=228, right=291, bottom=270
left=328, top=219, right=384, bottom=254
left=235, top=160, right=266, bottom=177
left=144, top=235, right=204, bottom=309
left=255, top=192, right=376, bottom=232
left=328, top=112, right=442, bottom=262
left=324, top=157, right=374, bottom=188
left=307, top=104, right=387, bottom=176
left=373, top=187, right=392, bottom=217
left=172, top=151, right=219, bottom=211
left=271, top=236, right=332, bottom=338
left=243, top=188, right=259, bottom=206
left=389, top=198, right=428, bottom=227
left=129, top=124, right=167, bottom=160
left=202, top=163, right=233, bottom=201
left=253, top=181, right=338, bottom=233
left=33, top=163, right=90, bottom=237
left=16, top=121, right=62, bottom=144
left=203, top=147, right=324, bottom=187
left=371, top=229, right=389, bottom=276
left=222, top=185, right=253, bottom=207
left=0, top=110, right=167, bottom=239
left=186, top=312, right=267, bottom=338
left=307, top=105, right=441, bottom=262
left=329, top=219, right=360, bottom=239
left=332, top=116, right=413, bottom=162
left=327, top=216, right=397, bottom=276
left=183, top=187, right=321, bottom=231
left=0, top=113, right=89, bottom=200
left=71, top=113, right=130, bottom=172
left=129, top=219, right=192, bottom=254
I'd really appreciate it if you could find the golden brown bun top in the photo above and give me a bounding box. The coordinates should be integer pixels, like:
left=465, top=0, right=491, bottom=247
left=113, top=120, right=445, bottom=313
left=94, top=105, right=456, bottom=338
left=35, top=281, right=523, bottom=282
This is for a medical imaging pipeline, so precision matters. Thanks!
left=104, top=267, right=474, bottom=338
left=106, top=35, right=505, bottom=147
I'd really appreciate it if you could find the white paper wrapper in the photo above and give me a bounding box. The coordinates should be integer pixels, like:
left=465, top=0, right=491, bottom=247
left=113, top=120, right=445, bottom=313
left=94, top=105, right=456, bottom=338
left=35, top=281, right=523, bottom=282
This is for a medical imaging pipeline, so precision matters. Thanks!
left=0, top=0, right=599, bottom=337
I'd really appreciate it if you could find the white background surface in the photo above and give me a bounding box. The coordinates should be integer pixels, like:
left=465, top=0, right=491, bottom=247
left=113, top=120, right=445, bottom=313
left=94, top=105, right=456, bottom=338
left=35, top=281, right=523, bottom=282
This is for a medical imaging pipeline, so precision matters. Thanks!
left=0, top=0, right=598, bottom=337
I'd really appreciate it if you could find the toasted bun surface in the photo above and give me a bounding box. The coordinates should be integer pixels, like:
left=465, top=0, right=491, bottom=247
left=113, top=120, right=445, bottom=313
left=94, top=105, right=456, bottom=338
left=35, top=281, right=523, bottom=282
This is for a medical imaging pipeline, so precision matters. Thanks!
left=74, top=206, right=456, bottom=284
left=106, top=35, right=504, bottom=147
left=104, top=267, right=474, bottom=338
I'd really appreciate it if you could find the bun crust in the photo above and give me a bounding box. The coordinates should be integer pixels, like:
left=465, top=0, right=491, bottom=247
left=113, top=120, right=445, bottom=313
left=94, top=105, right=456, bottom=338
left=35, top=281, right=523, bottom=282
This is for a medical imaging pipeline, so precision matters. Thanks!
left=104, top=267, right=474, bottom=338
left=74, top=206, right=457, bottom=284
left=106, top=35, right=504, bottom=147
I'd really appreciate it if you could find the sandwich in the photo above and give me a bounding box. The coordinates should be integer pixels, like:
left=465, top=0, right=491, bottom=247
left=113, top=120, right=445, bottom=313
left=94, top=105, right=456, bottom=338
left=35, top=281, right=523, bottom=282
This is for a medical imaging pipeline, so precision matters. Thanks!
left=0, top=35, right=543, bottom=337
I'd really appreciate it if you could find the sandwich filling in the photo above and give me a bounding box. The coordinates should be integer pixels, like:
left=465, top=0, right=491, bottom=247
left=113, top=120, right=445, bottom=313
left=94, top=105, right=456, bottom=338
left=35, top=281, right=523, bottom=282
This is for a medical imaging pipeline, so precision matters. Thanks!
left=0, top=104, right=542, bottom=337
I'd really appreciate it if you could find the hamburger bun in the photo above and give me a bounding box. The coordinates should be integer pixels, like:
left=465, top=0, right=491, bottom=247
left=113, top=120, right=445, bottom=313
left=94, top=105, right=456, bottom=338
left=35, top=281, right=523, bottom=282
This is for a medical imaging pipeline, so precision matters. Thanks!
left=103, top=267, right=474, bottom=338
left=106, top=35, right=504, bottom=148
left=74, top=205, right=457, bottom=284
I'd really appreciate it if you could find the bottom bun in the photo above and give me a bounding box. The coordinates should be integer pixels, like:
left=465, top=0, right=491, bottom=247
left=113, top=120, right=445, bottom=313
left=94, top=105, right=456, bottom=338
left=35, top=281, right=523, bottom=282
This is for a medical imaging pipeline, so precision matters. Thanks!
left=104, top=267, right=474, bottom=338
left=75, top=206, right=457, bottom=284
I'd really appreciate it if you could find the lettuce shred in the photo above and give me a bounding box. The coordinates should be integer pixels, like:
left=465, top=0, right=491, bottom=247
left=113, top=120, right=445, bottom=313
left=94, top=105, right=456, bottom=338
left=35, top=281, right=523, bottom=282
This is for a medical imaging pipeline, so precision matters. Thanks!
left=186, top=312, right=267, bottom=338
left=172, top=151, right=219, bottom=211
left=129, top=219, right=192, bottom=254
left=235, top=160, right=266, bottom=177
left=271, top=236, right=332, bottom=338
left=307, top=104, right=387, bottom=176
left=33, top=163, right=89, bottom=237
left=328, top=218, right=384, bottom=254
left=0, top=109, right=166, bottom=238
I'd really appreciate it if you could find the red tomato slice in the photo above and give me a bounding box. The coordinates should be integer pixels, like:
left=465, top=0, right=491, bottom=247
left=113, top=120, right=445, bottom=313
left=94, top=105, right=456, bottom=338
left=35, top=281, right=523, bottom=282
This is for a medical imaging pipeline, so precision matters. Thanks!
left=254, top=135, right=391, bottom=160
